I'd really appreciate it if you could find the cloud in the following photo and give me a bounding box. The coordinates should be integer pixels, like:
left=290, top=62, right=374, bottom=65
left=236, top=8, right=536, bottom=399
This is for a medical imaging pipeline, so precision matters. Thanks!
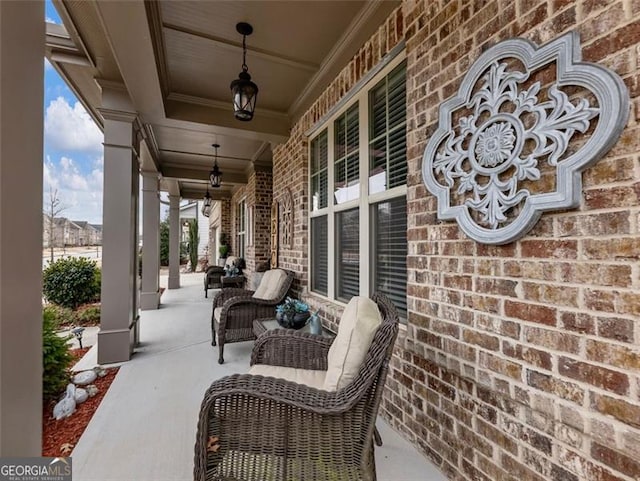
left=43, top=155, right=103, bottom=224
left=44, top=97, right=103, bottom=154
left=45, top=16, right=59, bottom=24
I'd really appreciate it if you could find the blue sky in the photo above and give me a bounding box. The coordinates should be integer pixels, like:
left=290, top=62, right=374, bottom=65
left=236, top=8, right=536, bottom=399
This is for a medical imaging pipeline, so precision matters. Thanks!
left=44, top=1, right=104, bottom=224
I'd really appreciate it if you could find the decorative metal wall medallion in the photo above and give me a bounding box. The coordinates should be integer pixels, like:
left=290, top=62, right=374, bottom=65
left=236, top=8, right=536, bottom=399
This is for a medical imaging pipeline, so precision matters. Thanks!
left=270, top=201, right=279, bottom=268
left=280, top=188, right=293, bottom=249
left=422, top=31, right=629, bottom=244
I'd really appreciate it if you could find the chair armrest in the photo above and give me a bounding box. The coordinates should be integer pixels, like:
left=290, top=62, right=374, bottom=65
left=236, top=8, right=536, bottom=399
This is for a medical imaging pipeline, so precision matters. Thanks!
left=251, top=329, right=332, bottom=370
left=212, top=288, right=254, bottom=307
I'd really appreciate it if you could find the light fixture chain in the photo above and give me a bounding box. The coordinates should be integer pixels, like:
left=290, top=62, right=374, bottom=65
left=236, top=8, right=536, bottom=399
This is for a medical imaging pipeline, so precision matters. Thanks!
left=242, top=34, right=248, bottom=71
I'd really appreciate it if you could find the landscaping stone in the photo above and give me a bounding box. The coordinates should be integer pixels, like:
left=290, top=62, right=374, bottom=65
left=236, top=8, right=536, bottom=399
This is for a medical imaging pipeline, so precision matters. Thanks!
left=73, top=370, right=97, bottom=385
left=74, top=388, right=88, bottom=404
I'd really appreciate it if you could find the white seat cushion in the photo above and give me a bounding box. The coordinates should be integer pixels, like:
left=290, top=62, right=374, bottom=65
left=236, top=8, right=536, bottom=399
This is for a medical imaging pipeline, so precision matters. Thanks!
left=225, top=256, right=238, bottom=267
left=249, top=364, right=327, bottom=391
left=213, top=307, right=222, bottom=324
left=323, top=296, right=382, bottom=391
left=252, top=269, right=288, bottom=300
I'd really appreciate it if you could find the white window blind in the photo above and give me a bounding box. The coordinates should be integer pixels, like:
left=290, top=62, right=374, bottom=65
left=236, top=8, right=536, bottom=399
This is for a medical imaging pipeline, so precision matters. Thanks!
left=336, top=208, right=359, bottom=302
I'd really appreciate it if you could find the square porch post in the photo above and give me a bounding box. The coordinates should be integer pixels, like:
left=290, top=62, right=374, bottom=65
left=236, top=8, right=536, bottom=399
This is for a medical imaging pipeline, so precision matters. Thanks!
left=97, top=104, right=140, bottom=363
left=168, top=194, right=181, bottom=289
left=0, top=1, right=43, bottom=456
left=140, top=171, right=160, bottom=309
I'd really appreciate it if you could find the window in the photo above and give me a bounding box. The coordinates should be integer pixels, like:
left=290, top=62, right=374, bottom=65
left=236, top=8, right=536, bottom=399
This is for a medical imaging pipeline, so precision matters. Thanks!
left=236, top=200, right=246, bottom=258
left=309, top=57, right=407, bottom=319
left=311, top=216, right=328, bottom=295
left=336, top=208, right=359, bottom=301
left=372, top=197, right=407, bottom=318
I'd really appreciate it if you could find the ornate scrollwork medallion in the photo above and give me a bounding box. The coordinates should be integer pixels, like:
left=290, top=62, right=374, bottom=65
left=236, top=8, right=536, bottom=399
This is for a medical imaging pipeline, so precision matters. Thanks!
left=422, top=32, right=629, bottom=244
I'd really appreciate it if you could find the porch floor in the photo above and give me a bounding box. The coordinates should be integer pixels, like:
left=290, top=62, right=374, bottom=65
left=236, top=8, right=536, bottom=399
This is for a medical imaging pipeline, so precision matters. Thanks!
left=71, top=273, right=444, bottom=481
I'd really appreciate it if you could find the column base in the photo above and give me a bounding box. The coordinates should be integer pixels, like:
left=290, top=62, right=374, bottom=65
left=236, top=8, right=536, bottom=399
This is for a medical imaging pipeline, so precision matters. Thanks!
left=97, top=327, right=134, bottom=364
left=140, top=290, right=160, bottom=310
left=168, top=274, right=180, bottom=289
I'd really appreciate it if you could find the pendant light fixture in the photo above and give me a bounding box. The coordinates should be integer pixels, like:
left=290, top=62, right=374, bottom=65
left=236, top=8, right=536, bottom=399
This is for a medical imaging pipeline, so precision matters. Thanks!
left=201, top=187, right=212, bottom=217
left=230, top=22, right=258, bottom=121
left=209, top=143, right=222, bottom=188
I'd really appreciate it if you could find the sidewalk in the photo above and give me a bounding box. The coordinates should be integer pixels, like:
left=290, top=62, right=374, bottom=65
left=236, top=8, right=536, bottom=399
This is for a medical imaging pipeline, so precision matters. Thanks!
left=70, top=273, right=444, bottom=481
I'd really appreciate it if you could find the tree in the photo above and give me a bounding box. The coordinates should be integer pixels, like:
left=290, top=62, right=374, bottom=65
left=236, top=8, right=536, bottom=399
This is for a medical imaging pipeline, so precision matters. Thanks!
left=160, top=219, right=169, bottom=266
left=187, top=218, right=199, bottom=272
left=43, top=187, right=67, bottom=263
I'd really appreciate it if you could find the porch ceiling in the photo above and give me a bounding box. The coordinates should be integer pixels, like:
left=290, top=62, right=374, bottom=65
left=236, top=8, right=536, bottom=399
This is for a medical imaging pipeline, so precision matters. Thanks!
left=47, top=0, right=400, bottom=198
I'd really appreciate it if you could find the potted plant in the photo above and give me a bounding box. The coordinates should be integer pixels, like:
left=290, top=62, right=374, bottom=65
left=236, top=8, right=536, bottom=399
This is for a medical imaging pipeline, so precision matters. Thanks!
left=275, top=297, right=310, bottom=329
left=218, top=233, right=230, bottom=266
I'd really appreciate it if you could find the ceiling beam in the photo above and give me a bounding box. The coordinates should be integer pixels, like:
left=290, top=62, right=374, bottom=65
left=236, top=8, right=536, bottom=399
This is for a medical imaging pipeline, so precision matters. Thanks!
left=165, top=96, right=290, bottom=144
left=161, top=166, right=247, bottom=185
left=163, top=23, right=319, bottom=73
left=181, top=188, right=230, bottom=201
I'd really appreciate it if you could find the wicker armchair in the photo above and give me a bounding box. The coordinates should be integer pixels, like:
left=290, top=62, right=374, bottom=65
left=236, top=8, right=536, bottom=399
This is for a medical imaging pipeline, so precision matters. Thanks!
left=211, top=269, right=294, bottom=364
left=204, top=266, right=225, bottom=297
left=195, top=293, right=400, bottom=481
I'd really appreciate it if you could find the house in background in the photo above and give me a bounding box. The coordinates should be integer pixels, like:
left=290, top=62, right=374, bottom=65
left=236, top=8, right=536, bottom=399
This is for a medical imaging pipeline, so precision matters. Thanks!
left=179, top=200, right=210, bottom=263
left=72, top=221, right=100, bottom=246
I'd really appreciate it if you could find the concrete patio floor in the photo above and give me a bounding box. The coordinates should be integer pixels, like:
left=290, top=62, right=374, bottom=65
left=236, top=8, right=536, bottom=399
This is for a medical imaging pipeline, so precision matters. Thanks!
left=71, top=273, right=445, bottom=481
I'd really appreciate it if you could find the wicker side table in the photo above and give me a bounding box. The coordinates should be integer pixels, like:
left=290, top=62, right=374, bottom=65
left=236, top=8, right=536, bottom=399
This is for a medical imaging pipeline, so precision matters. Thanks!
left=221, top=275, right=245, bottom=289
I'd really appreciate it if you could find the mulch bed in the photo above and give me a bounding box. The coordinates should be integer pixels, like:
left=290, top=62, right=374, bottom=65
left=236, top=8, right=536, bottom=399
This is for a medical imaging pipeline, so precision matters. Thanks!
left=42, top=348, right=119, bottom=457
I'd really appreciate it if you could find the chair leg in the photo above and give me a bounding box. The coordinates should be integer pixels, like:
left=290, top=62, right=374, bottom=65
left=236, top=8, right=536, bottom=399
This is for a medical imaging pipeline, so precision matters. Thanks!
left=218, top=343, right=224, bottom=364
left=205, top=287, right=208, bottom=298
left=374, top=427, right=383, bottom=446
left=211, top=328, right=216, bottom=346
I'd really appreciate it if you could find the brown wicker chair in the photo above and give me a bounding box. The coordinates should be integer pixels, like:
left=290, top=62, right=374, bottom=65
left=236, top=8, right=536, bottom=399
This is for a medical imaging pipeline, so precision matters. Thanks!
left=195, top=293, right=399, bottom=481
left=204, top=266, right=225, bottom=297
left=211, top=269, right=294, bottom=364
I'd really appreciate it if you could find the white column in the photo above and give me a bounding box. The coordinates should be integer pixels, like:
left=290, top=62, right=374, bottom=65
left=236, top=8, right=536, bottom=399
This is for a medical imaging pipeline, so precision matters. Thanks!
left=168, top=194, right=181, bottom=289
left=140, top=171, right=160, bottom=309
left=0, top=1, right=43, bottom=456
left=98, top=109, right=140, bottom=363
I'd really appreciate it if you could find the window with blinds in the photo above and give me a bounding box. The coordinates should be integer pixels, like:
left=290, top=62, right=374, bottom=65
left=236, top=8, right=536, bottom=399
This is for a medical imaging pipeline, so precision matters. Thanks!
left=311, top=216, right=328, bottom=295
left=308, top=55, right=407, bottom=321
left=334, top=102, right=359, bottom=204
left=336, top=208, right=359, bottom=301
left=311, top=130, right=328, bottom=211
left=369, top=62, right=407, bottom=195
left=372, top=197, right=407, bottom=318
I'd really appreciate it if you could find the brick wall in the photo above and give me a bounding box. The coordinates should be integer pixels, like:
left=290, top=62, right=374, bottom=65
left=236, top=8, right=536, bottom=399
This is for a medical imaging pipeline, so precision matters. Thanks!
left=272, top=1, right=640, bottom=480
left=228, top=168, right=273, bottom=286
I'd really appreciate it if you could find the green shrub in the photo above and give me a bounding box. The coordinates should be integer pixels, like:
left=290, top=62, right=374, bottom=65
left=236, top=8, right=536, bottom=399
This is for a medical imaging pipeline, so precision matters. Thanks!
left=160, top=220, right=169, bottom=266
left=42, top=309, right=73, bottom=400
left=42, top=304, right=75, bottom=328
left=188, top=219, right=199, bottom=272
left=43, top=257, right=101, bottom=309
left=75, top=304, right=101, bottom=326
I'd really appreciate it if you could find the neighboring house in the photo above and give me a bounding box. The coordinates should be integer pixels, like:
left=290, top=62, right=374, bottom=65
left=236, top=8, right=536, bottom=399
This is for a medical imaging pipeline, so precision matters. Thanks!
left=179, top=201, right=209, bottom=257
left=48, top=217, right=80, bottom=247
left=72, top=221, right=100, bottom=245
left=43, top=214, right=52, bottom=248
left=90, top=224, right=103, bottom=245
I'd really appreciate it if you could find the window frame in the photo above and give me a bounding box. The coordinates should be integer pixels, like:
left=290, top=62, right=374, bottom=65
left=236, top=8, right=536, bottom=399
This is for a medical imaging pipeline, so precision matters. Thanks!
left=236, top=198, right=246, bottom=259
left=307, top=52, right=407, bottom=310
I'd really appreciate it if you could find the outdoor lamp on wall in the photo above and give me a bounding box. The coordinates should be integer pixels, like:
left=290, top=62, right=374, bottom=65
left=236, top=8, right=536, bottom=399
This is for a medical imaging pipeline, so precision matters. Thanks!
left=230, top=22, right=258, bottom=121
left=201, top=188, right=212, bottom=217
left=209, top=143, right=222, bottom=188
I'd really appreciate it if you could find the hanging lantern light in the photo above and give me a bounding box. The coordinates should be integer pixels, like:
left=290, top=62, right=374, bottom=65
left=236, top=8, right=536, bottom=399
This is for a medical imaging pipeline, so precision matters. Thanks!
left=230, top=22, right=258, bottom=121
left=201, top=187, right=212, bottom=217
left=209, top=143, right=222, bottom=188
